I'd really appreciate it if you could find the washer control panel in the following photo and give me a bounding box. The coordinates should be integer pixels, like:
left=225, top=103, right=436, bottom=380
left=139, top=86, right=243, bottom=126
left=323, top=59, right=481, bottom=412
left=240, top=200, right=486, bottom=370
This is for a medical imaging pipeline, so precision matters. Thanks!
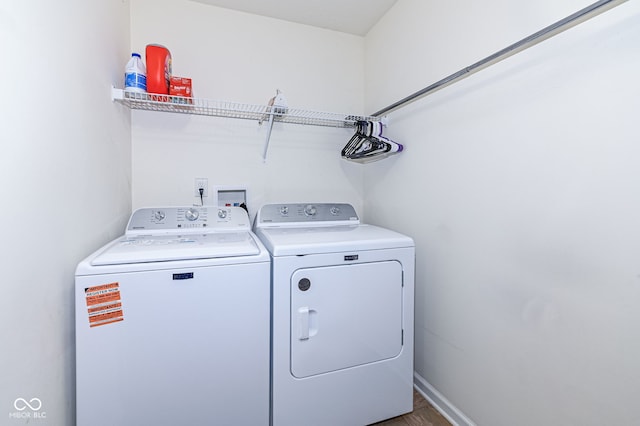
left=126, top=206, right=250, bottom=235
left=256, top=203, right=359, bottom=226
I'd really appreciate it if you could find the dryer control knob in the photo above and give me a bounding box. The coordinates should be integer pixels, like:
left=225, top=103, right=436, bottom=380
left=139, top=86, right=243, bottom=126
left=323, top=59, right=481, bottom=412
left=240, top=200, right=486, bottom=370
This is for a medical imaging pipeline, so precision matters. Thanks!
left=280, top=206, right=289, bottom=216
left=218, top=209, right=228, bottom=219
left=154, top=210, right=166, bottom=221
left=185, top=208, right=199, bottom=221
left=304, top=204, right=317, bottom=216
left=330, top=206, right=340, bottom=215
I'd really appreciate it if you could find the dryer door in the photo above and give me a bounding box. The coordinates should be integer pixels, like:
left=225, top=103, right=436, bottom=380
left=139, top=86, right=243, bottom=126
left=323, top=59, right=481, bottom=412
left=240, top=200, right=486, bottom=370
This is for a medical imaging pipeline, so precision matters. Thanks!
left=290, top=261, right=403, bottom=378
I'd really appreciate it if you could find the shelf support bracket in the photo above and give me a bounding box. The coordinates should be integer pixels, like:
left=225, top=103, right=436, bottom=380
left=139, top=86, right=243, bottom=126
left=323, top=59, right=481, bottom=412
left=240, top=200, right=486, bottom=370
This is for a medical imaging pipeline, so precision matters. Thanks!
left=261, top=90, right=289, bottom=162
left=111, top=86, right=124, bottom=101
left=262, top=112, right=276, bottom=161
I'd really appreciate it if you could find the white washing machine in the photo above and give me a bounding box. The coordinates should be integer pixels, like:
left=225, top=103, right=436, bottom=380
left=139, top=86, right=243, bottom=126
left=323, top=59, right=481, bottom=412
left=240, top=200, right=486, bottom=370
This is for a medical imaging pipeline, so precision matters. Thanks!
left=75, top=206, right=270, bottom=426
left=254, top=203, right=415, bottom=426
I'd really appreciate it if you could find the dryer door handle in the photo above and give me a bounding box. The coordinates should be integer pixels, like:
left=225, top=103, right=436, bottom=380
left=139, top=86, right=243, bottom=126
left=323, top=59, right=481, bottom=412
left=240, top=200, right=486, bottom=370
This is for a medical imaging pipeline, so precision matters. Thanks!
left=297, top=307, right=318, bottom=340
left=298, top=307, right=310, bottom=340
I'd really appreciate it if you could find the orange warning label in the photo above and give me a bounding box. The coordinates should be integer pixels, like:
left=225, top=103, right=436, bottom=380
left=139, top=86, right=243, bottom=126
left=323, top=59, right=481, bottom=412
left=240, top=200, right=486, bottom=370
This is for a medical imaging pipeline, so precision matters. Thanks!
left=85, top=283, right=124, bottom=327
left=85, top=282, right=121, bottom=307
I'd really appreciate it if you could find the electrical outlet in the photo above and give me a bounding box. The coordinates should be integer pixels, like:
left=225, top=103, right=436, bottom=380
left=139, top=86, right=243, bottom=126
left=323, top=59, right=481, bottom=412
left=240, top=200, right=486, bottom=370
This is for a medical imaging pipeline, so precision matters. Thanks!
left=194, top=178, right=208, bottom=197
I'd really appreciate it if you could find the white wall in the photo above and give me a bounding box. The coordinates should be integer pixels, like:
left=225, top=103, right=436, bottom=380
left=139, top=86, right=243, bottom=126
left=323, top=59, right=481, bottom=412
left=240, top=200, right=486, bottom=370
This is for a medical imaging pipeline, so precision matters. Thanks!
left=0, top=1, right=131, bottom=425
left=365, top=1, right=640, bottom=425
left=130, top=0, right=366, bottom=218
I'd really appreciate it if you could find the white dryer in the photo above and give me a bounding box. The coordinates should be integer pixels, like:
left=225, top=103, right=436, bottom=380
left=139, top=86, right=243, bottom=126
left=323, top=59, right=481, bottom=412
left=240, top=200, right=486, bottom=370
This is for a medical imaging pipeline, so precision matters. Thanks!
left=75, top=206, right=270, bottom=426
left=254, top=203, right=415, bottom=426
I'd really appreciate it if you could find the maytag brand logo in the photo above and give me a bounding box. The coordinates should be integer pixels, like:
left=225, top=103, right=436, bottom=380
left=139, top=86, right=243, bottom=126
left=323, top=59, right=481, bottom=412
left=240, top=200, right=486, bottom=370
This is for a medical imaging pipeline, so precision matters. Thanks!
left=9, top=397, right=46, bottom=420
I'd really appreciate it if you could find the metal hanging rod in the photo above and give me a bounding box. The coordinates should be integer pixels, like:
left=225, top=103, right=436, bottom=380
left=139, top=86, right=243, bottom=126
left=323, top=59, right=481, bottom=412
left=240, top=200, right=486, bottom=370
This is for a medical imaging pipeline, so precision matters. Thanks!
left=371, top=0, right=628, bottom=117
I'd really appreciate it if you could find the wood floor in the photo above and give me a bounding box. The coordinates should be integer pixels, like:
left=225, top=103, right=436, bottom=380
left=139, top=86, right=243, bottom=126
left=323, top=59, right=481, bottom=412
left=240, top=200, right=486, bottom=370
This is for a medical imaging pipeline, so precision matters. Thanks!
left=372, top=389, right=452, bottom=426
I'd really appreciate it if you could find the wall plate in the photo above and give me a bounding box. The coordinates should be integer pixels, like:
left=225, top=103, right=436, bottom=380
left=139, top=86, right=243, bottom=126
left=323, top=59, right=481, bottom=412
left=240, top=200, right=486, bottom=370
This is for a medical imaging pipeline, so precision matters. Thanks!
left=213, top=185, right=249, bottom=211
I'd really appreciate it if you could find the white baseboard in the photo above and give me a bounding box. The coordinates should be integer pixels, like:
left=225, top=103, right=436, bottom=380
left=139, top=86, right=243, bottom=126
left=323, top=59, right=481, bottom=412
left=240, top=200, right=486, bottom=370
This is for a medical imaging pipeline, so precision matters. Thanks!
left=413, top=373, right=477, bottom=426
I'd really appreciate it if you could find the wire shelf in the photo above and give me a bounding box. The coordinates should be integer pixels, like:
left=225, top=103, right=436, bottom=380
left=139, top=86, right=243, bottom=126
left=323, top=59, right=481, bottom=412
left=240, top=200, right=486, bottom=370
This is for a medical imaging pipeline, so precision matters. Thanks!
left=112, top=88, right=379, bottom=128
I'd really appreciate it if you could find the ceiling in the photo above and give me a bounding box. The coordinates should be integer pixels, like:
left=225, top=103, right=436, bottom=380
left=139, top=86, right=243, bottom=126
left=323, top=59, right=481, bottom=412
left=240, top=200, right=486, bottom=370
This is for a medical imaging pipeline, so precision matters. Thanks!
left=188, top=0, right=398, bottom=36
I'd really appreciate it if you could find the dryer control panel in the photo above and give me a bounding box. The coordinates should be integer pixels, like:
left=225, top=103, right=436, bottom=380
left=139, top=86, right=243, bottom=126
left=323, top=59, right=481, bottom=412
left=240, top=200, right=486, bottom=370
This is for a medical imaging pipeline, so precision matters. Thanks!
left=126, top=206, right=251, bottom=235
left=256, top=203, right=359, bottom=227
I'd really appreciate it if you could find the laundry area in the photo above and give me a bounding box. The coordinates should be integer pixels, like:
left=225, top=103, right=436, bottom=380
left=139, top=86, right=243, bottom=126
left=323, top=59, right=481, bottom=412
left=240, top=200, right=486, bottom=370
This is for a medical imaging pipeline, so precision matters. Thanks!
left=2, top=0, right=640, bottom=425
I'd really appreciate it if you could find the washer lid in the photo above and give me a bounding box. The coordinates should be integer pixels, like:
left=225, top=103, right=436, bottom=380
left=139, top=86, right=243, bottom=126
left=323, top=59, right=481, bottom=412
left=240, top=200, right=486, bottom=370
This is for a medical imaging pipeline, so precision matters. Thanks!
left=255, top=224, right=414, bottom=256
left=90, top=232, right=261, bottom=265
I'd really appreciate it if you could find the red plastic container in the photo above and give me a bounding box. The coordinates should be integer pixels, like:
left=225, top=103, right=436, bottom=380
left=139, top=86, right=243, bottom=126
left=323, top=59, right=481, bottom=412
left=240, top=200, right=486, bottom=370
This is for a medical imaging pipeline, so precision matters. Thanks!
left=145, top=44, right=172, bottom=95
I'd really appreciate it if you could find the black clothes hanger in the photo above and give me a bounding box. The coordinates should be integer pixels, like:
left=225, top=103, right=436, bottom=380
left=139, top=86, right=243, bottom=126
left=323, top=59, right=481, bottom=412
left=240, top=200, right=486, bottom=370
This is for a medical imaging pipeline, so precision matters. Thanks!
left=341, top=120, right=403, bottom=163
left=341, top=121, right=368, bottom=158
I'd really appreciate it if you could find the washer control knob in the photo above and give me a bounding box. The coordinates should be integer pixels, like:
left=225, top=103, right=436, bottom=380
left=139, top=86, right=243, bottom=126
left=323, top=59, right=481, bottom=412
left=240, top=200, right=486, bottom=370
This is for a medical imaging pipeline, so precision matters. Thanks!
left=304, top=204, right=317, bottom=216
left=218, top=209, right=228, bottom=219
left=154, top=210, right=166, bottom=221
left=280, top=206, right=289, bottom=216
left=330, top=206, right=340, bottom=216
left=185, top=208, right=199, bottom=221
